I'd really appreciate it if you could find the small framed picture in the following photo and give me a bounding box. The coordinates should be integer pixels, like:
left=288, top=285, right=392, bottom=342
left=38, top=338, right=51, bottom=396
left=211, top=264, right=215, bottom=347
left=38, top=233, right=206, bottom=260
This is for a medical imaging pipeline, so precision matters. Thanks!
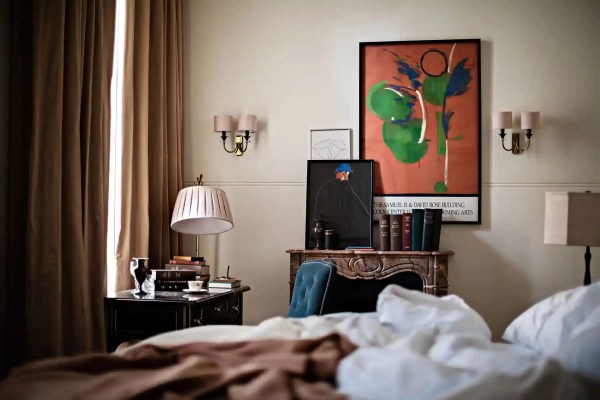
left=309, top=128, right=352, bottom=160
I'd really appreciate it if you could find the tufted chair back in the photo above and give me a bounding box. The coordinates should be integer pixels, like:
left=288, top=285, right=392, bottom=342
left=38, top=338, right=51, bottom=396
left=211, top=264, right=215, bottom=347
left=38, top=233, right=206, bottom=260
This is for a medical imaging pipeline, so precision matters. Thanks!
left=288, top=260, right=336, bottom=318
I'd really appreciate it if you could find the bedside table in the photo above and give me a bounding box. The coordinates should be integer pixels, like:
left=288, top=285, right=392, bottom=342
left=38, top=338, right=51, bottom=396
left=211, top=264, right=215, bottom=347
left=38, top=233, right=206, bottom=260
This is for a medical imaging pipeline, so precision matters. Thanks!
left=104, top=286, right=250, bottom=352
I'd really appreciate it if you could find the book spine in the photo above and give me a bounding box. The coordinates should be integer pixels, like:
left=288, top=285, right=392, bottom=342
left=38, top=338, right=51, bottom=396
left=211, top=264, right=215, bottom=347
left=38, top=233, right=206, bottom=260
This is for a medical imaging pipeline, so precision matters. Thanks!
left=168, top=259, right=205, bottom=265
left=208, top=282, right=241, bottom=288
left=411, top=209, right=425, bottom=252
left=165, top=264, right=210, bottom=275
left=155, top=281, right=189, bottom=291
left=172, top=255, right=205, bottom=262
left=422, top=208, right=435, bottom=251
left=390, top=214, right=403, bottom=251
left=432, top=208, right=443, bottom=251
left=401, top=213, right=412, bottom=251
left=153, top=269, right=196, bottom=281
left=379, top=214, right=390, bottom=251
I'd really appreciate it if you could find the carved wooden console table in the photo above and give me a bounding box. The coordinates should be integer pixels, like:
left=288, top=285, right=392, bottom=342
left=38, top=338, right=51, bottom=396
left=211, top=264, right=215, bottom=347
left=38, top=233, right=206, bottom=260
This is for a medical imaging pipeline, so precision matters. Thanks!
left=286, top=249, right=453, bottom=302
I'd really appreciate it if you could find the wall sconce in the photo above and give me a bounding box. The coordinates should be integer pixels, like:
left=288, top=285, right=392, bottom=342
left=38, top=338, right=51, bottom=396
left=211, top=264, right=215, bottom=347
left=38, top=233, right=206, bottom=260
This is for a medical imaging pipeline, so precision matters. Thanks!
left=492, top=111, right=540, bottom=154
left=214, top=114, right=257, bottom=156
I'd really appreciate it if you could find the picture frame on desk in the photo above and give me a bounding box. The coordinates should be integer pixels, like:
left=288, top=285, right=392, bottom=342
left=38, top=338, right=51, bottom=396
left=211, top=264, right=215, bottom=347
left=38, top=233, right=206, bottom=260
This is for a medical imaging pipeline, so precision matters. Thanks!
left=359, top=39, right=481, bottom=224
left=305, top=160, right=374, bottom=249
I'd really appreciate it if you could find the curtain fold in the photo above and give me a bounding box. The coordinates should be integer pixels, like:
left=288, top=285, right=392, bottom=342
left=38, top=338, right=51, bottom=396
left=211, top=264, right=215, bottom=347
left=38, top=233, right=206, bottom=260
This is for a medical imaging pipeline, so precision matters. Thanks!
left=7, top=0, right=116, bottom=365
left=115, top=0, right=183, bottom=291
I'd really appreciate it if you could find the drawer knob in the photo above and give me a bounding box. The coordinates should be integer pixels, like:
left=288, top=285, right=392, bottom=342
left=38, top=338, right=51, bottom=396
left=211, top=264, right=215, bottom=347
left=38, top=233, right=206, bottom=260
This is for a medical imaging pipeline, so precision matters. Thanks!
left=232, top=305, right=239, bottom=312
left=193, top=318, right=203, bottom=326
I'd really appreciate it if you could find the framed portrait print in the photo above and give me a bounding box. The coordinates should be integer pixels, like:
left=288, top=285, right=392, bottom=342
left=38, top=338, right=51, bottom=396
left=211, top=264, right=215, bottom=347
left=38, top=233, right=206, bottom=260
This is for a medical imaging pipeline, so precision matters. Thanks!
left=309, top=128, right=352, bottom=160
left=359, top=39, right=481, bottom=224
left=305, top=160, right=373, bottom=249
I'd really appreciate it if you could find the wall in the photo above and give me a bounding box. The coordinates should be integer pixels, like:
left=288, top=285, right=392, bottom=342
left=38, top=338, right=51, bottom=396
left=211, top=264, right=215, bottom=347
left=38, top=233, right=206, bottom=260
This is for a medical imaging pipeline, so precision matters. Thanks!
left=0, top=0, right=10, bottom=369
left=184, top=0, right=600, bottom=339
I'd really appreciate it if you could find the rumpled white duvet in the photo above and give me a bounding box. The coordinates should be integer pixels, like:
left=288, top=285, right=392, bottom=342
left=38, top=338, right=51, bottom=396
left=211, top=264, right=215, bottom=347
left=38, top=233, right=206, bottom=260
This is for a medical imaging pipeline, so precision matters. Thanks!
left=127, top=285, right=594, bottom=399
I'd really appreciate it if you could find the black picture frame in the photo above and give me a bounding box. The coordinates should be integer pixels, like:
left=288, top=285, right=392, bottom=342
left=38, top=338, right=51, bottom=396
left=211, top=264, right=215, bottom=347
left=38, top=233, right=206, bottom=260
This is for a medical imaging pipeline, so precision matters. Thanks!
left=359, top=39, right=481, bottom=224
left=305, top=160, right=374, bottom=249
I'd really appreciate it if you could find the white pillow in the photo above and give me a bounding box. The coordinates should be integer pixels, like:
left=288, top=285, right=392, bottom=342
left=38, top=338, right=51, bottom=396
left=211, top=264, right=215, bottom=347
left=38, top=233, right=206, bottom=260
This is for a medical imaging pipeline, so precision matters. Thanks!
left=502, top=281, right=600, bottom=355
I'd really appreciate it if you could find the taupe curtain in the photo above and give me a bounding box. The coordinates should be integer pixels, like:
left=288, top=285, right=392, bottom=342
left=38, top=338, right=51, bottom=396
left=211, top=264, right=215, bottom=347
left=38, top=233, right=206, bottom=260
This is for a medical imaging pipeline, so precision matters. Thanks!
left=115, top=0, right=184, bottom=290
left=7, top=0, right=115, bottom=366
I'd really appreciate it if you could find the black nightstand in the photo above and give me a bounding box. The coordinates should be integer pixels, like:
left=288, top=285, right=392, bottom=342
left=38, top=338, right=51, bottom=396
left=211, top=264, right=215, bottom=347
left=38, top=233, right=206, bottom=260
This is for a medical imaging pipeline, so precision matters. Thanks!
left=104, top=286, right=250, bottom=352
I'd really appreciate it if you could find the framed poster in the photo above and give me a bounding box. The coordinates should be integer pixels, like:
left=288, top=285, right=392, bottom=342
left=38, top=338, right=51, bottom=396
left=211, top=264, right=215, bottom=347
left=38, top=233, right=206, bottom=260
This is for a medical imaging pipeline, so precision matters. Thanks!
left=305, top=160, right=373, bottom=249
left=309, top=128, right=352, bottom=160
left=359, top=39, right=481, bottom=224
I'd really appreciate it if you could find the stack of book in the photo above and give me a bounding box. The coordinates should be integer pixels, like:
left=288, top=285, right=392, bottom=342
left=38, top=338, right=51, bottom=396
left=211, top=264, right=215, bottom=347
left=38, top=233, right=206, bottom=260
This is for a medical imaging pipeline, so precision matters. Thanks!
left=378, top=208, right=443, bottom=251
left=153, top=269, right=196, bottom=291
left=166, top=255, right=210, bottom=283
left=208, top=277, right=241, bottom=293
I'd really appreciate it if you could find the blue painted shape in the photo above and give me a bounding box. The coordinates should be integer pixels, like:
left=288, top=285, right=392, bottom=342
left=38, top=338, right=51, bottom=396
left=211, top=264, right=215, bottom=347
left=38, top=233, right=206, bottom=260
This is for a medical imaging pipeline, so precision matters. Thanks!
left=397, top=59, right=422, bottom=90
left=446, top=58, right=472, bottom=97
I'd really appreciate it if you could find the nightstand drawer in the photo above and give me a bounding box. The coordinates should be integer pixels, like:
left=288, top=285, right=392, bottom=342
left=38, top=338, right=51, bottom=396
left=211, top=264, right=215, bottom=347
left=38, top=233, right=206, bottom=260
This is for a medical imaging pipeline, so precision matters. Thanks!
left=108, top=302, right=184, bottom=337
left=205, top=300, right=228, bottom=318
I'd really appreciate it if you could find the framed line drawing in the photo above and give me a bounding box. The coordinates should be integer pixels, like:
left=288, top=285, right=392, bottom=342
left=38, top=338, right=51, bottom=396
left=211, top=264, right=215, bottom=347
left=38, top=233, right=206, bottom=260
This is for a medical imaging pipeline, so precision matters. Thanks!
left=309, top=128, right=352, bottom=160
left=359, top=39, right=481, bottom=224
left=305, top=160, right=373, bottom=249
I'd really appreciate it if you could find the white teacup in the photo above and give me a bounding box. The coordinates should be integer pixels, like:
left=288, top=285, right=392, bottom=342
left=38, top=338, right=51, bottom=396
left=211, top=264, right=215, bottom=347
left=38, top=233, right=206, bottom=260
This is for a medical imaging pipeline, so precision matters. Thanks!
left=188, top=281, right=205, bottom=291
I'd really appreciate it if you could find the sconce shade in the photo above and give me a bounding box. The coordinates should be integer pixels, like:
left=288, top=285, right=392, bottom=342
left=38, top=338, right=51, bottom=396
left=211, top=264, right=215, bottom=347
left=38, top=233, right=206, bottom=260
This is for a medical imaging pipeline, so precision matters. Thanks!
left=171, top=186, right=234, bottom=235
left=238, top=114, right=257, bottom=133
left=492, top=112, right=512, bottom=129
left=521, top=112, right=540, bottom=130
left=544, top=192, right=600, bottom=247
left=214, top=115, right=233, bottom=133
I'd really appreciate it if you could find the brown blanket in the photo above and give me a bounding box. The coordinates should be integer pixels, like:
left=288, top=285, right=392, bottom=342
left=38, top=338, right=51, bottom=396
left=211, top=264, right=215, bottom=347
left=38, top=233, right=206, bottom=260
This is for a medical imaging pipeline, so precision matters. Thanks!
left=0, top=333, right=356, bottom=399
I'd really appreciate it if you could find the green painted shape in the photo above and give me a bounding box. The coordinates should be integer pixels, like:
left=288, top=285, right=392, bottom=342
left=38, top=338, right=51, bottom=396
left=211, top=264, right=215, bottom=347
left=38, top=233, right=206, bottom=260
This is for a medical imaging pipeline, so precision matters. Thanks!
left=382, top=120, right=428, bottom=164
left=435, top=112, right=446, bottom=155
left=434, top=181, right=447, bottom=193
left=367, top=81, right=412, bottom=122
left=450, top=136, right=463, bottom=141
left=422, top=74, right=450, bottom=106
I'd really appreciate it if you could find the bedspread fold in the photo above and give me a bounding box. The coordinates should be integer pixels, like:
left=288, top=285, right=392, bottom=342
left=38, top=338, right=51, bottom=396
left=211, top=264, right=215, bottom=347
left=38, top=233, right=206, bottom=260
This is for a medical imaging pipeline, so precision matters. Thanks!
left=0, top=333, right=356, bottom=400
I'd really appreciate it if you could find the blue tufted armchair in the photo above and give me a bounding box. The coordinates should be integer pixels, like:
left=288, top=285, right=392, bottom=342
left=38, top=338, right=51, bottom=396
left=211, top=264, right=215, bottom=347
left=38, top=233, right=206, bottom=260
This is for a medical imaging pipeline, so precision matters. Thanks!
left=288, top=260, right=336, bottom=318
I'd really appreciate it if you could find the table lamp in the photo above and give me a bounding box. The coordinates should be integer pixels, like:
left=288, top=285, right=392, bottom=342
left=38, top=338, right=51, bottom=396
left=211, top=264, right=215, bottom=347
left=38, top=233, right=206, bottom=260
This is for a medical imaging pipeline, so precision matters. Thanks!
left=544, top=192, right=600, bottom=285
left=171, top=178, right=234, bottom=257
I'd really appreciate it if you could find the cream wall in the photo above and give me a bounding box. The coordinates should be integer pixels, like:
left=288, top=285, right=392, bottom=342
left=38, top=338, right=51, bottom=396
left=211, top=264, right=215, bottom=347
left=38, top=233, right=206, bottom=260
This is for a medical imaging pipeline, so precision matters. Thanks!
left=184, top=0, right=600, bottom=339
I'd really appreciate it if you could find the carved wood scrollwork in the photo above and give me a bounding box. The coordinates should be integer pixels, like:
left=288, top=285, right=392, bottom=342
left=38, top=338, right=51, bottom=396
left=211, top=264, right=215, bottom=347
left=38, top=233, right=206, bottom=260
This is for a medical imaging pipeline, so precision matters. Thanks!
left=287, top=250, right=453, bottom=300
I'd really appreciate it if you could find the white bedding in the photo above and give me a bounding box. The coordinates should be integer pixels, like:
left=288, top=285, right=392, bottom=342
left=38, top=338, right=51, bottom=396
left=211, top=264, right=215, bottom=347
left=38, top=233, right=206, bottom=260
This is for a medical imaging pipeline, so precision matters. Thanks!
left=127, top=285, right=596, bottom=399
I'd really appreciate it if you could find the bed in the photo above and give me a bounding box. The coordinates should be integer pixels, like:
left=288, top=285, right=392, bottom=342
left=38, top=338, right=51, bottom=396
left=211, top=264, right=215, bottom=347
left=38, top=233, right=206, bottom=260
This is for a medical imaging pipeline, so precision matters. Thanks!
left=1, top=283, right=599, bottom=399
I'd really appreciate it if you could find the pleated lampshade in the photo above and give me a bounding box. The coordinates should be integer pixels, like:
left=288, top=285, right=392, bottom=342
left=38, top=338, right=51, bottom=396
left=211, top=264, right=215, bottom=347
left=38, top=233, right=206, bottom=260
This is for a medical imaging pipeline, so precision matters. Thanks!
left=171, top=186, right=234, bottom=235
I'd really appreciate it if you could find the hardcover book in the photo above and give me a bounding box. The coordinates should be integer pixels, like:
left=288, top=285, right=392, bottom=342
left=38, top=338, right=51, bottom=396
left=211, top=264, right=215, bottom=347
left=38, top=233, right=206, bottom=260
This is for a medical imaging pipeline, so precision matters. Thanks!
left=401, top=213, right=412, bottom=251
left=379, top=214, right=390, bottom=251
left=172, top=255, right=205, bottom=262
left=165, top=264, right=210, bottom=276
left=152, top=269, right=196, bottom=281
left=208, top=279, right=241, bottom=288
left=411, top=209, right=425, bottom=252
left=422, top=208, right=443, bottom=251
left=390, top=214, right=403, bottom=251
left=154, top=281, right=189, bottom=291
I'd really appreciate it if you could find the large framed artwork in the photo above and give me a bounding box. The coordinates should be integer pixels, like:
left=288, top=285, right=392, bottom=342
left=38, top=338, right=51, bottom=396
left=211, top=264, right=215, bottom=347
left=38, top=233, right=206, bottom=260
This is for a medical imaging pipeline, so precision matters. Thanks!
left=305, top=160, right=374, bottom=249
left=359, top=39, right=481, bottom=224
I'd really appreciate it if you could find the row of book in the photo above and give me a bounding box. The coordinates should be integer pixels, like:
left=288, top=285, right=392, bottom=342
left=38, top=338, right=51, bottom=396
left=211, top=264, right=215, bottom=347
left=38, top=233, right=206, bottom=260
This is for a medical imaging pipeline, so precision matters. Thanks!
left=379, top=208, right=443, bottom=251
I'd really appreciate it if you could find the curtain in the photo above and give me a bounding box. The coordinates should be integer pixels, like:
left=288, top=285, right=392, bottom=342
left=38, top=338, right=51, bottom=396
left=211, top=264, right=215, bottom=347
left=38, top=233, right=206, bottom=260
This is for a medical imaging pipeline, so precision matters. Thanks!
left=115, top=0, right=184, bottom=291
left=7, top=0, right=116, bottom=365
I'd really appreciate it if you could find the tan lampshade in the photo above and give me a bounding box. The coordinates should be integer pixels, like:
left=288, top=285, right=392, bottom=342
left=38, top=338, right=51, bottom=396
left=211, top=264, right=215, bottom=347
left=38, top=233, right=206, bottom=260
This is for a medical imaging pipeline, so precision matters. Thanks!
left=492, top=112, right=512, bottom=129
left=214, top=115, right=233, bottom=133
left=521, top=112, right=540, bottom=130
left=237, top=114, right=257, bottom=133
left=171, top=186, right=234, bottom=235
left=544, top=192, right=600, bottom=247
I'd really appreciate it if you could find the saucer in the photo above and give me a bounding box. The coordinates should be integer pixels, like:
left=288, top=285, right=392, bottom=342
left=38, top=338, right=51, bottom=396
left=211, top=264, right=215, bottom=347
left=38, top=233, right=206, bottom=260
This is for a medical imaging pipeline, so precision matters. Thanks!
left=183, top=288, right=208, bottom=294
